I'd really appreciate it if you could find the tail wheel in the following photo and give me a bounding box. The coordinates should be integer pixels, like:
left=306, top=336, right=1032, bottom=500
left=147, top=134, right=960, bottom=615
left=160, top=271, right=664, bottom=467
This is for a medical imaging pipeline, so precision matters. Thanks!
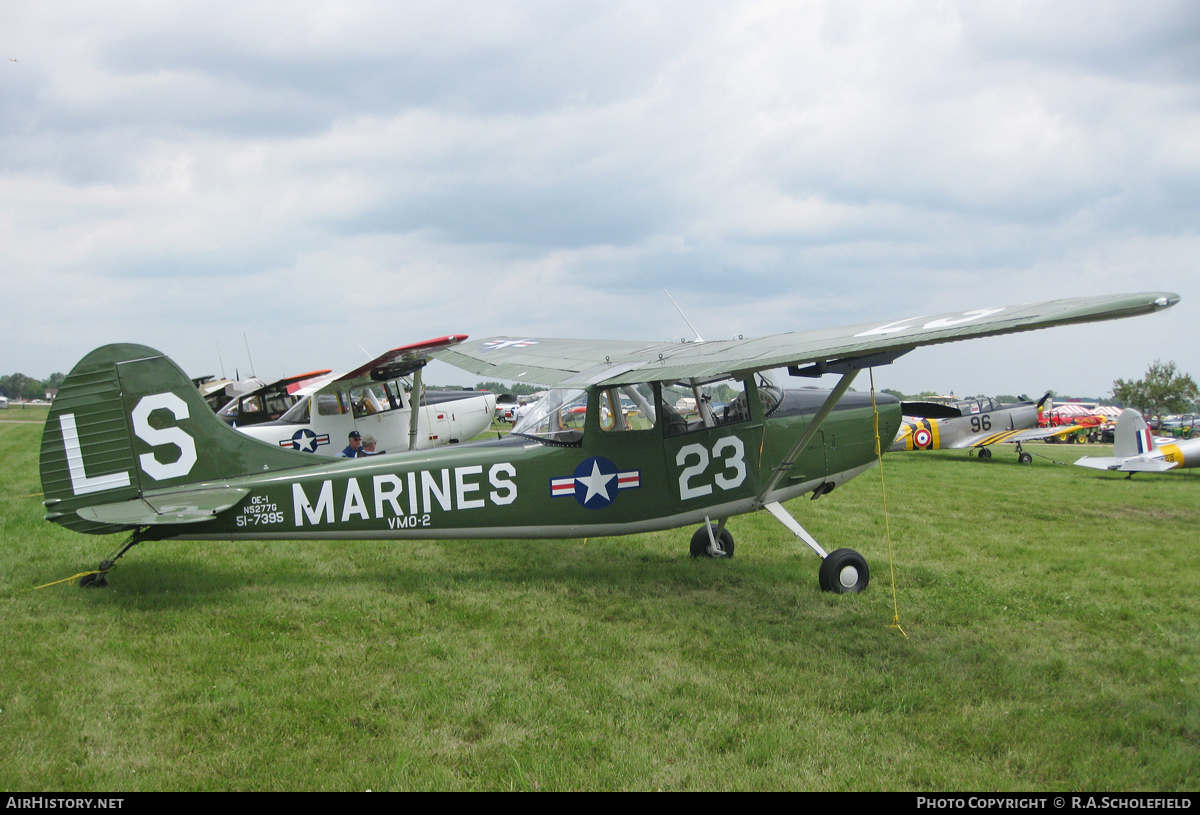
left=819, top=548, right=869, bottom=593
left=689, top=525, right=734, bottom=558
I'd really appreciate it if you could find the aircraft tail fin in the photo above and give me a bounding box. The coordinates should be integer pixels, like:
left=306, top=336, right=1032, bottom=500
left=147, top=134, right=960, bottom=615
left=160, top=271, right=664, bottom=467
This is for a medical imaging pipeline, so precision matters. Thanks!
left=40, top=344, right=312, bottom=535
left=1113, top=408, right=1156, bottom=459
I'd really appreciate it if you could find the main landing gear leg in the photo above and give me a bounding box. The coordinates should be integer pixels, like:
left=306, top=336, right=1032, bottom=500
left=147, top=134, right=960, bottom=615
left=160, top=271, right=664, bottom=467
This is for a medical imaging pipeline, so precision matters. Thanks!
left=762, top=501, right=869, bottom=593
left=79, top=529, right=144, bottom=588
left=690, top=515, right=734, bottom=558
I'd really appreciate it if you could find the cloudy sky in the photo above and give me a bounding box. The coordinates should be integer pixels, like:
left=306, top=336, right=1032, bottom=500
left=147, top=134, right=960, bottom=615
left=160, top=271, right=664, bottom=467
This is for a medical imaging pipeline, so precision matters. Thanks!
left=3, top=1, right=1197, bottom=399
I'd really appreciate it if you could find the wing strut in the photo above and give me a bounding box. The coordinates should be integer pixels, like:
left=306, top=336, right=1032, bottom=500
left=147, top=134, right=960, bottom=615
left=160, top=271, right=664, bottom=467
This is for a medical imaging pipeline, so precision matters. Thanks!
left=408, top=366, right=423, bottom=452
left=762, top=501, right=827, bottom=559
left=754, top=368, right=860, bottom=506
left=754, top=350, right=910, bottom=506
left=689, top=378, right=716, bottom=428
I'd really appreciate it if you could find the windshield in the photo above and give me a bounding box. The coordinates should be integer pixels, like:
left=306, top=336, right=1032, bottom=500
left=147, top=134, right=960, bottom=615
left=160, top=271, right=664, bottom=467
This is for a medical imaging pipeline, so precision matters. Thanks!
left=277, top=395, right=312, bottom=424
left=511, top=388, right=587, bottom=445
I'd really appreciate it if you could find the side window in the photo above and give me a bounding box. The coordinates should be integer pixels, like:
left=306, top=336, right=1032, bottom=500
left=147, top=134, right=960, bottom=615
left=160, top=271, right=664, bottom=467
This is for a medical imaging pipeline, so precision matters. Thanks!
left=600, top=384, right=657, bottom=433
left=263, top=394, right=293, bottom=417
left=350, top=385, right=389, bottom=418
left=281, top=396, right=311, bottom=424
left=512, top=388, right=587, bottom=445
left=383, top=380, right=407, bottom=411
left=240, top=395, right=263, bottom=414
left=316, top=393, right=345, bottom=416
left=661, top=378, right=752, bottom=436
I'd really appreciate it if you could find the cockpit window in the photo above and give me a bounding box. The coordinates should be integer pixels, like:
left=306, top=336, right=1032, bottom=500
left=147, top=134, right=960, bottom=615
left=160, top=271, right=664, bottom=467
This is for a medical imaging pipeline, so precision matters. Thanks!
left=316, top=392, right=348, bottom=416
left=350, top=385, right=389, bottom=418
left=512, top=388, right=588, bottom=445
left=661, top=378, right=753, bottom=436
left=278, top=395, right=311, bottom=424
left=599, top=384, right=657, bottom=433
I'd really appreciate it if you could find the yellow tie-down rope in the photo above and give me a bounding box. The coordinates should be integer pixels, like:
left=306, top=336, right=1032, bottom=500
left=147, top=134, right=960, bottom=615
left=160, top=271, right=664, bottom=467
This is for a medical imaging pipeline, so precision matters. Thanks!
left=28, top=569, right=109, bottom=591
left=869, top=369, right=906, bottom=638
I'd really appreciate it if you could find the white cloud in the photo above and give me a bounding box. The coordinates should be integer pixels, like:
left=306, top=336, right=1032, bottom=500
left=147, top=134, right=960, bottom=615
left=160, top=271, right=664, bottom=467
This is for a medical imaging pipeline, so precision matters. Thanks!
left=0, top=0, right=1195, bottom=398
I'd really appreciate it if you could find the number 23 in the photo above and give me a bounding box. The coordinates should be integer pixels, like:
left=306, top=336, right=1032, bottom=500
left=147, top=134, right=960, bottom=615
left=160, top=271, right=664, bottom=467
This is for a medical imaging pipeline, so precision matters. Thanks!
left=676, top=437, right=747, bottom=500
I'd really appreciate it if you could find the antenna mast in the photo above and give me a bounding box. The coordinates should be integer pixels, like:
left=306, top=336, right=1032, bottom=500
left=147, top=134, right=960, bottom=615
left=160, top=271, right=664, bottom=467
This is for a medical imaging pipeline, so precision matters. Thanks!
left=664, top=290, right=704, bottom=343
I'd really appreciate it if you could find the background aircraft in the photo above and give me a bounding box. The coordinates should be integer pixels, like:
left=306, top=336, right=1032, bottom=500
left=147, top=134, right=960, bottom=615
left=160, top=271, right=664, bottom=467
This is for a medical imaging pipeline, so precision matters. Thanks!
left=38, top=292, right=1177, bottom=592
left=1075, top=408, right=1199, bottom=474
left=232, top=336, right=497, bottom=456
left=209, top=369, right=332, bottom=424
left=890, top=394, right=1083, bottom=463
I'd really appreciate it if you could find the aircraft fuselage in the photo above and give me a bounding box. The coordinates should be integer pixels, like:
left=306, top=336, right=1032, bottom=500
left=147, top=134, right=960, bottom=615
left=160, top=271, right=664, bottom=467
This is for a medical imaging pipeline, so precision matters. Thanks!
left=138, top=386, right=899, bottom=542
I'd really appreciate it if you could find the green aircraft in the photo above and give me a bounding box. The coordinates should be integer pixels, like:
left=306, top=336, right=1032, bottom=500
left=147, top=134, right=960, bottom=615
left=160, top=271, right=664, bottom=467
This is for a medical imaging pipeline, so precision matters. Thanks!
left=40, top=292, right=1178, bottom=593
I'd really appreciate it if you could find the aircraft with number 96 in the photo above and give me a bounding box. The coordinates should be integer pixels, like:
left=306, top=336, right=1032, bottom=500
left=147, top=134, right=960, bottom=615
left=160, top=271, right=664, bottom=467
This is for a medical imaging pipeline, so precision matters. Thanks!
left=890, top=393, right=1086, bottom=463
left=39, top=292, right=1178, bottom=593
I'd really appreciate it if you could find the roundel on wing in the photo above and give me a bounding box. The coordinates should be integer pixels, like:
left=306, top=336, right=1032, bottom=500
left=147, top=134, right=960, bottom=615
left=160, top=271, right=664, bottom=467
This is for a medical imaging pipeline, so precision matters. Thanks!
left=913, top=427, right=933, bottom=449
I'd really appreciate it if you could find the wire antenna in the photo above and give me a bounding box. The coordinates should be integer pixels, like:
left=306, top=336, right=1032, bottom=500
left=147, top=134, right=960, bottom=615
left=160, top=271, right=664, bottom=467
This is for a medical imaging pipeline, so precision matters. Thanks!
left=242, top=332, right=256, bottom=377
left=664, top=290, right=704, bottom=343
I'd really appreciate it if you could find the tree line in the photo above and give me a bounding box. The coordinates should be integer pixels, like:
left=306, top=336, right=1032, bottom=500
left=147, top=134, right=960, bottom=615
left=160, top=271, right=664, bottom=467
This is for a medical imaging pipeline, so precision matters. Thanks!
left=0, top=372, right=64, bottom=401
left=882, top=360, right=1198, bottom=417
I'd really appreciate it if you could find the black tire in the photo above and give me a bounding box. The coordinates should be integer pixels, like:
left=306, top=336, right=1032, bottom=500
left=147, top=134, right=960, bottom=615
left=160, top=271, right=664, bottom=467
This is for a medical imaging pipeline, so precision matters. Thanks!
left=1018, top=452, right=1033, bottom=465
left=819, top=548, right=869, bottom=593
left=80, top=573, right=107, bottom=588
left=978, top=447, right=992, bottom=460
left=689, top=525, right=734, bottom=558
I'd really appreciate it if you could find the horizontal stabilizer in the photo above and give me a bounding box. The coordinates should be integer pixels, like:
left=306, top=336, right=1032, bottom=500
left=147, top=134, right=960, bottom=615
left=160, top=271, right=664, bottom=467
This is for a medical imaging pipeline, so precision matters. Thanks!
left=1073, top=457, right=1126, bottom=471
left=75, top=487, right=251, bottom=525
left=1074, top=456, right=1176, bottom=473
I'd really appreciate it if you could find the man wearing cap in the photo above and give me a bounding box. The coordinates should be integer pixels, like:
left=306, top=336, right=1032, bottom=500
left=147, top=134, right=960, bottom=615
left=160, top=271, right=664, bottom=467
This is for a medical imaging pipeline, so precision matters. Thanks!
left=340, top=430, right=365, bottom=458
left=361, top=434, right=383, bottom=455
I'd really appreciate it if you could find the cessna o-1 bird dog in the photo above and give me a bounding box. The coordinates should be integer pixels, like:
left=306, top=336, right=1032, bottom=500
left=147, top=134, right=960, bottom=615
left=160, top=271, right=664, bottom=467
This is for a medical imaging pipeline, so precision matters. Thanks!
left=40, top=292, right=1177, bottom=593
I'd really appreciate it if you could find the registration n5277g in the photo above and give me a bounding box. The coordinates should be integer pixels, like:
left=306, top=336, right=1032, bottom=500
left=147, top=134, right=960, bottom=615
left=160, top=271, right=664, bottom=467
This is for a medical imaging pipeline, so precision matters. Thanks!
left=236, top=497, right=284, bottom=527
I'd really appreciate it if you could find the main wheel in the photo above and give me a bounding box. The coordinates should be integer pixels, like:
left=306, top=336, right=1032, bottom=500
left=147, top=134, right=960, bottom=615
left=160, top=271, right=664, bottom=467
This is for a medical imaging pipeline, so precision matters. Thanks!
left=689, top=525, right=734, bottom=558
left=819, top=549, right=869, bottom=593
left=1018, top=452, right=1033, bottom=465
left=978, top=447, right=992, bottom=460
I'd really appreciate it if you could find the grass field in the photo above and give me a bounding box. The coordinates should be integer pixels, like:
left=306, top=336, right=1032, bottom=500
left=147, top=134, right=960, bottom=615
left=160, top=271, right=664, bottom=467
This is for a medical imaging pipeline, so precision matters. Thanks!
left=2, top=408, right=1197, bottom=791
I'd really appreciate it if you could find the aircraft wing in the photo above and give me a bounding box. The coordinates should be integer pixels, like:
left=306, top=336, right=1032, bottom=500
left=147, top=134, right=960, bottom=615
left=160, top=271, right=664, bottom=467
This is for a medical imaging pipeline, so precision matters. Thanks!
left=342, top=335, right=468, bottom=382
left=432, top=293, right=1179, bottom=386
left=298, top=335, right=471, bottom=396
left=968, top=424, right=1084, bottom=448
